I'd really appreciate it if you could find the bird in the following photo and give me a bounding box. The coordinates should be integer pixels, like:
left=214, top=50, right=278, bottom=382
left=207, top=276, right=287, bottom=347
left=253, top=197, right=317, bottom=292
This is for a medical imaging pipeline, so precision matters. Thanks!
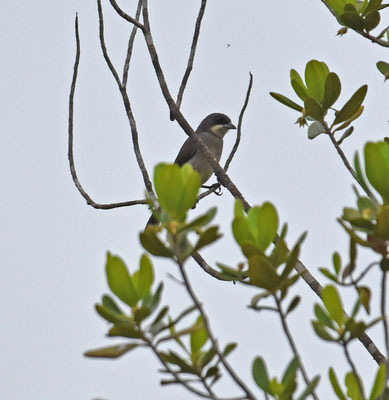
left=146, top=113, right=236, bottom=226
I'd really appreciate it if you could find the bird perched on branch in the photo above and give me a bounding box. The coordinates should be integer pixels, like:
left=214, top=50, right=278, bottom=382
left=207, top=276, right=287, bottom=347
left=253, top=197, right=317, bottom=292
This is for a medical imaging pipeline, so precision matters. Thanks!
left=147, top=112, right=236, bottom=226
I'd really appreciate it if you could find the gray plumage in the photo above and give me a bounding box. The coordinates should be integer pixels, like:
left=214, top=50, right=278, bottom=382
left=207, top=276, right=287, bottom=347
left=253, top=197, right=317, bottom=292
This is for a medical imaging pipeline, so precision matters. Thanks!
left=174, top=113, right=236, bottom=183
left=146, top=113, right=236, bottom=226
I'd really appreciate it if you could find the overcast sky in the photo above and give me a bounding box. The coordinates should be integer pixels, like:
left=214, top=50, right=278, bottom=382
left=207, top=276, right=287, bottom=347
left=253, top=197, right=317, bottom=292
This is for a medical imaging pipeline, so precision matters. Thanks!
left=2, top=1, right=389, bottom=399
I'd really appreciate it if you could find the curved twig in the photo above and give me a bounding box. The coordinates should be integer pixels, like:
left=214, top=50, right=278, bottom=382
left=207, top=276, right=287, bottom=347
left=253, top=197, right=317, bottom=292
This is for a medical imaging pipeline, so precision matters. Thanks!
left=97, top=0, right=156, bottom=204
left=122, top=0, right=142, bottom=86
left=171, top=0, right=207, bottom=121
left=224, top=73, right=253, bottom=173
left=108, top=0, right=145, bottom=30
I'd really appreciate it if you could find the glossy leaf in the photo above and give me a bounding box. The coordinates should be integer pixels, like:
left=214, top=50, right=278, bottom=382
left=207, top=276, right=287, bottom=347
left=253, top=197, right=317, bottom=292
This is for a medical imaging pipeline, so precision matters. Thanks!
left=234, top=198, right=245, bottom=218
left=305, top=60, right=328, bottom=102
left=84, top=343, right=139, bottom=359
left=140, top=229, right=173, bottom=258
left=322, top=285, right=344, bottom=326
left=326, top=0, right=349, bottom=14
left=233, top=216, right=254, bottom=247
left=106, top=253, right=138, bottom=307
left=253, top=357, right=272, bottom=394
left=282, top=357, right=299, bottom=385
left=364, top=0, right=383, bottom=14
left=109, top=321, right=143, bottom=339
left=334, top=85, right=367, bottom=125
left=180, top=207, right=217, bottom=232
left=333, top=252, right=342, bottom=275
left=247, top=202, right=278, bottom=252
left=304, top=97, right=324, bottom=121
left=102, top=294, right=124, bottom=315
left=134, top=306, right=152, bottom=324
left=223, top=342, right=237, bottom=357
left=322, top=72, right=341, bottom=110
left=365, top=141, right=389, bottom=204
left=314, top=304, right=336, bottom=329
left=290, top=69, right=309, bottom=100
left=95, top=303, right=127, bottom=324
left=194, top=226, right=222, bottom=251
left=329, top=368, right=347, bottom=400
left=312, top=321, right=336, bottom=341
left=270, top=92, right=303, bottom=112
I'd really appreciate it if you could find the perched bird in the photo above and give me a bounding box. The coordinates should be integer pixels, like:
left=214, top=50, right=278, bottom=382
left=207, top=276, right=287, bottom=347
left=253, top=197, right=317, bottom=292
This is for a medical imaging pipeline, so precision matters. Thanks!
left=146, top=113, right=236, bottom=226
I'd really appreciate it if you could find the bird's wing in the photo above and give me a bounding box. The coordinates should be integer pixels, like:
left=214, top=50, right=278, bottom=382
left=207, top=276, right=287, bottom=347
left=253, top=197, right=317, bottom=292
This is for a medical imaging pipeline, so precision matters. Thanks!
left=174, top=137, right=197, bottom=166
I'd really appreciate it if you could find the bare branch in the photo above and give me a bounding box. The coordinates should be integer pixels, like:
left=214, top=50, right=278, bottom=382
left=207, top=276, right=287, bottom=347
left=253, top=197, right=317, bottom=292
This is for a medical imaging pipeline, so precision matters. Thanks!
left=68, top=15, right=147, bottom=211
left=171, top=0, right=207, bottom=121
left=108, top=0, right=145, bottom=30
left=224, top=73, right=253, bottom=172
left=122, top=0, right=142, bottom=86
left=274, top=296, right=320, bottom=400
left=97, top=0, right=156, bottom=203
left=341, top=261, right=378, bottom=286
left=178, top=262, right=256, bottom=400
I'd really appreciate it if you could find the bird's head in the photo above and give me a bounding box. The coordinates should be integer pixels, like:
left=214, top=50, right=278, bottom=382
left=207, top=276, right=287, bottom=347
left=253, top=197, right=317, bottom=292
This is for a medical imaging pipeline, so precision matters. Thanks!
left=196, top=113, right=236, bottom=138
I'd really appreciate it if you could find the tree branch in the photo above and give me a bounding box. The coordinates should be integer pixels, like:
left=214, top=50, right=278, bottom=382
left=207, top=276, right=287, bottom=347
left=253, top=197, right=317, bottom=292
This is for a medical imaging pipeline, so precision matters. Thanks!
left=224, top=73, right=253, bottom=172
left=122, top=0, right=142, bottom=87
left=170, top=0, right=207, bottom=121
left=178, top=262, right=256, bottom=400
left=108, top=0, right=145, bottom=30
left=274, top=296, right=320, bottom=400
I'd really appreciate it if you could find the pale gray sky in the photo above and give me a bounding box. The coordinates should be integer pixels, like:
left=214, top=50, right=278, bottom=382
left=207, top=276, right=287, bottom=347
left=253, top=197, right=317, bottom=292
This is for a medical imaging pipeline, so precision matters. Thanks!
left=1, top=1, right=388, bottom=399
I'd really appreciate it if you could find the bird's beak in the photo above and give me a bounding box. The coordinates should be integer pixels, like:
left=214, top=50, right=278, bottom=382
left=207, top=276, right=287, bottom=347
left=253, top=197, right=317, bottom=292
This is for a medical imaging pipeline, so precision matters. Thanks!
left=224, top=123, right=236, bottom=130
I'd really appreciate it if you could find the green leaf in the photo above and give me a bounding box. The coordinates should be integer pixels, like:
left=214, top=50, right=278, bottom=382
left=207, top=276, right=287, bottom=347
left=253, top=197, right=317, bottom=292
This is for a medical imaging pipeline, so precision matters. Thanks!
left=364, top=0, right=383, bottom=14
left=106, top=253, right=138, bottom=307
left=109, top=321, right=143, bottom=339
left=326, top=0, right=349, bottom=14
left=354, top=152, right=374, bottom=199
left=161, top=351, right=199, bottom=375
left=322, top=285, right=344, bottom=326
left=305, top=60, right=329, bottom=102
left=232, top=216, right=255, bottom=247
left=339, top=11, right=365, bottom=31
left=357, top=286, right=371, bottom=314
left=190, top=316, right=208, bottom=355
left=154, top=163, right=201, bottom=220
left=322, top=72, right=341, bottom=110
left=290, top=69, right=309, bottom=101
left=369, top=363, right=386, bottom=400
left=282, top=357, right=299, bottom=385
left=102, top=294, right=124, bottom=315
left=247, top=202, right=278, bottom=252
left=377, top=61, right=389, bottom=81
left=314, top=304, right=336, bottom=329
left=134, top=306, right=152, bottom=324
left=286, top=295, right=301, bottom=315
left=297, top=375, right=320, bottom=400
left=280, top=232, right=306, bottom=281
left=223, top=342, right=237, bottom=357
left=253, top=357, right=273, bottom=394
left=312, top=320, right=336, bottom=341
left=365, top=141, right=389, bottom=204
left=333, top=252, right=342, bottom=275
left=319, top=267, right=339, bottom=283
left=150, top=306, right=169, bottom=328
left=132, top=254, right=154, bottom=300
left=376, top=205, right=389, bottom=239
left=304, top=97, right=325, bottom=121
left=329, top=368, right=347, bottom=400
left=249, top=254, right=280, bottom=290
left=346, top=372, right=364, bottom=400
left=140, top=229, right=173, bottom=258
left=364, top=10, right=380, bottom=31
left=144, top=282, right=163, bottom=312
left=270, top=92, right=303, bottom=112
left=333, top=85, right=368, bottom=125
left=84, top=343, right=139, bottom=359
left=308, top=121, right=326, bottom=139
left=179, top=207, right=217, bottom=232
left=95, top=303, right=128, bottom=324
left=194, top=226, right=222, bottom=251
left=234, top=198, right=245, bottom=218
left=269, top=237, right=289, bottom=268
left=337, top=126, right=354, bottom=145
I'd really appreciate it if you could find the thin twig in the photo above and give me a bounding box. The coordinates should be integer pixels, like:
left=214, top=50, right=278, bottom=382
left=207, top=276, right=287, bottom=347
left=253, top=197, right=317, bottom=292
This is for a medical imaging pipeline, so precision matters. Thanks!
left=122, top=0, right=142, bottom=86
left=68, top=15, right=147, bottom=211
left=324, top=123, right=379, bottom=202
left=108, top=0, right=145, bottom=30
left=381, top=270, right=389, bottom=384
left=97, top=0, right=156, bottom=203
left=341, top=261, right=378, bottom=286
left=343, top=343, right=366, bottom=399
left=274, top=296, right=320, bottom=400
left=224, top=73, right=253, bottom=172
left=178, top=262, right=256, bottom=400
left=171, top=0, right=207, bottom=121
left=192, top=252, right=231, bottom=281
